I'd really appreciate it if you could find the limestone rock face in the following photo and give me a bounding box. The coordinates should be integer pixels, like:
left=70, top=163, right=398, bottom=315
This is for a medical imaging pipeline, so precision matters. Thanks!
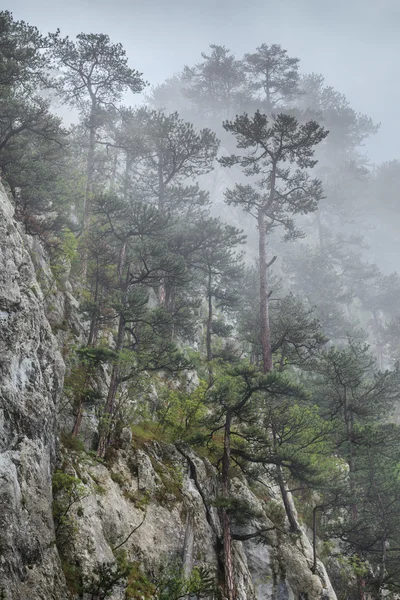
left=0, top=183, right=337, bottom=600
left=59, top=442, right=337, bottom=600
left=0, top=185, right=67, bottom=599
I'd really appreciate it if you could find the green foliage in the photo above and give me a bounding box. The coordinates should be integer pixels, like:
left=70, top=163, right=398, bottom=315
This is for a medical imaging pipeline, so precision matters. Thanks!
left=59, top=432, right=85, bottom=452
left=151, top=459, right=184, bottom=506
left=243, top=43, right=301, bottom=109
left=7, top=11, right=400, bottom=595
left=77, top=553, right=217, bottom=600
left=52, top=469, right=88, bottom=533
left=156, top=379, right=209, bottom=441
left=76, top=345, right=118, bottom=367
left=130, top=422, right=164, bottom=446
left=337, top=554, right=368, bottom=578
left=182, top=44, right=249, bottom=121
left=110, top=471, right=126, bottom=487
left=0, top=13, right=72, bottom=239
left=82, top=559, right=130, bottom=599
left=50, top=32, right=146, bottom=114
left=49, top=227, right=78, bottom=281
left=123, top=488, right=151, bottom=510
left=152, top=558, right=217, bottom=600
left=263, top=498, right=286, bottom=529
left=125, top=561, right=155, bottom=599
left=212, top=496, right=262, bottom=526
left=320, top=539, right=335, bottom=560
left=127, top=107, right=218, bottom=212
left=61, top=560, right=84, bottom=596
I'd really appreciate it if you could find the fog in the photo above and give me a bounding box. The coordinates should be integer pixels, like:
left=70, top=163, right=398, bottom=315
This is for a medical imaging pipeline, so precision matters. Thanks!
left=11, top=0, right=400, bottom=161
left=4, top=0, right=400, bottom=348
left=4, top=6, right=400, bottom=591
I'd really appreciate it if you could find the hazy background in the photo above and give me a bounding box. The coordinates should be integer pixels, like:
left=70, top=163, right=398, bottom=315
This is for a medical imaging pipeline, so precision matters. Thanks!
left=10, top=0, right=400, bottom=163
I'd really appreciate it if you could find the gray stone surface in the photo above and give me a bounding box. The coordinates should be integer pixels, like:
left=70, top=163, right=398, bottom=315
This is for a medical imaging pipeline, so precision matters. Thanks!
left=0, top=184, right=67, bottom=598
left=61, top=442, right=337, bottom=600
left=0, top=184, right=337, bottom=600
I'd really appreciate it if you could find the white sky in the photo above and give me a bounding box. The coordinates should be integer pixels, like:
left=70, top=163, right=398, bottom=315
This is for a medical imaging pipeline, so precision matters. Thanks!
left=10, top=0, right=400, bottom=163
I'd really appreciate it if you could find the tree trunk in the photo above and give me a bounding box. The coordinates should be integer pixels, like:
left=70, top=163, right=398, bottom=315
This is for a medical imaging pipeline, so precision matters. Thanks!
left=311, top=505, right=325, bottom=574
left=344, top=391, right=358, bottom=522
left=316, top=208, right=324, bottom=249
left=206, top=270, right=213, bottom=363
left=258, top=208, right=273, bottom=373
left=97, top=251, right=129, bottom=458
left=371, top=309, right=383, bottom=370
left=221, top=408, right=236, bottom=600
left=83, top=102, right=97, bottom=232
left=123, top=153, right=132, bottom=200
left=259, top=206, right=297, bottom=532
left=271, top=426, right=300, bottom=533
left=96, top=311, right=126, bottom=458
left=87, top=258, right=100, bottom=347
left=109, top=151, right=118, bottom=190
left=312, top=505, right=318, bottom=574
left=157, top=156, right=169, bottom=307
left=344, top=392, right=365, bottom=600
left=158, top=154, right=165, bottom=212
left=72, top=265, right=100, bottom=438
left=265, top=72, right=271, bottom=112
left=276, top=461, right=300, bottom=533
left=81, top=101, right=97, bottom=279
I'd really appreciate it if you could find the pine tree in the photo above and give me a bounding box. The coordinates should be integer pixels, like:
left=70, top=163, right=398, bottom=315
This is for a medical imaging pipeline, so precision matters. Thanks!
left=182, top=44, right=249, bottom=121
left=0, top=12, right=69, bottom=235
left=88, top=193, right=191, bottom=456
left=50, top=32, right=146, bottom=229
left=129, top=107, right=218, bottom=214
left=221, top=111, right=327, bottom=372
left=310, top=339, right=400, bottom=599
left=183, top=216, right=245, bottom=363
left=243, top=43, right=301, bottom=111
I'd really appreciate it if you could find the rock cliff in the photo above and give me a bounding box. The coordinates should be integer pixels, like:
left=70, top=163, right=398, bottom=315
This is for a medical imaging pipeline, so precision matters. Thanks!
left=0, top=184, right=336, bottom=600
left=0, top=184, right=66, bottom=599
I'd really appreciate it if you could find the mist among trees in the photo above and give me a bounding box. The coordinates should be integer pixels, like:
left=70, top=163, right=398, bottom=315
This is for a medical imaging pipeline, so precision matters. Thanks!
left=2, top=9, right=400, bottom=599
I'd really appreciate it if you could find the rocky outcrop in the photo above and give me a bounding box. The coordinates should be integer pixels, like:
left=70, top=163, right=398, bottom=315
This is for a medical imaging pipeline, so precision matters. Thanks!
left=56, top=440, right=336, bottom=600
left=0, top=184, right=336, bottom=600
left=0, top=185, right=67, bottom=599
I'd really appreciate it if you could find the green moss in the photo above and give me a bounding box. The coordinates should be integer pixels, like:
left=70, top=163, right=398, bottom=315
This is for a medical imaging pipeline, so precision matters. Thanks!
left=60, top=432, right=85, bottom=452
left=264, top=498, right=286, bottom=529
left=131, top=422, right=163, bottom=446
left=61, top=560, right=83, bottom=596
left=122, top=489, right=151, bottom=510
left=30, top=283, right=40, bottom=298
left=152, top=462, right=184, bottom=507
left=110, top=471, right=126, bottom=487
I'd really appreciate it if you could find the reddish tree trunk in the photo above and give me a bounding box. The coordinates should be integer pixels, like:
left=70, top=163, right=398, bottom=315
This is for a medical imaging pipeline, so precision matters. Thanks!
left=258, top=208, right=272, bottom=373
left=221, top=408, right=236, bottom=600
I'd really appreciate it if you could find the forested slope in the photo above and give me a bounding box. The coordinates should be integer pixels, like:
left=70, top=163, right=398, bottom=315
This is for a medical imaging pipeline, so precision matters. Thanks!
left=1, top=11, right=400, bottom=600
